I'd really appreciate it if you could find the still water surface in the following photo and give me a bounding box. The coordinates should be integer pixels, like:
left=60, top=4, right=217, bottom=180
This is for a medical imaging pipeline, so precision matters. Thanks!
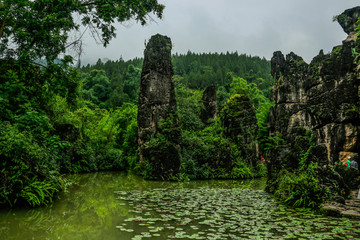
left=0, top=172, right=359, bottom=239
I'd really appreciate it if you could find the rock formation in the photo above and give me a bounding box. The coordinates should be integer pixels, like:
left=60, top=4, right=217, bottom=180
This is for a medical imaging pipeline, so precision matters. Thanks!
left=137, top=34, right=181, bottom=180
left=200, top=85, right=217, bottom=124
left=269, top=43, right=360, bottom=166
left=335, top=6, right=360, bottom=35
left=220, top=94, right=258, bottom=166
left=267, top=6, right=360, bottom=196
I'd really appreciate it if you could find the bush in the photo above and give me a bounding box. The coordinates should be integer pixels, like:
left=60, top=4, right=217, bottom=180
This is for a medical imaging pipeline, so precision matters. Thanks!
left=274, top=162, right=332, bottom=208
left=231, top=160, right=254, bottom=179
left=0, top=122, right=63, bottom=207
left=98, top=148, right=127, bottom=171
left=254, top=163, right=267, bottom=178
left=181, top=121, right=258, bottom=180
left=141, top=133, right=181, bottom=180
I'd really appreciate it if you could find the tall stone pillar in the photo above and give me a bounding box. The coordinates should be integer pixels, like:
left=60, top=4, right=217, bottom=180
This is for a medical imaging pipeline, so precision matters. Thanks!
left=200, top=85, right=217, bottom=124
left=137, top=34, right=181, bottom=180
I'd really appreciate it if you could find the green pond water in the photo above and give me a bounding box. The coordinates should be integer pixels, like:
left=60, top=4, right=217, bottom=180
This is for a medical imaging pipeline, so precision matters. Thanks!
left=1, top=172, right=360, bottom=240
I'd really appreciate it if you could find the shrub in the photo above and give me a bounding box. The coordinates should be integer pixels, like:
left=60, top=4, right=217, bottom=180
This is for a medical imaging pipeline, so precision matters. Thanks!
left=231, top=160, right=254, bottom=179
left=274, top=162, right=331, bottom=208
left=0, top=122, right=63, bottom=207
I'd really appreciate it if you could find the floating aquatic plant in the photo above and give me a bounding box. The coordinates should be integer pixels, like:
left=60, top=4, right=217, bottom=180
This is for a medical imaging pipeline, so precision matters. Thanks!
left=115, top=187, right=360, bottom=239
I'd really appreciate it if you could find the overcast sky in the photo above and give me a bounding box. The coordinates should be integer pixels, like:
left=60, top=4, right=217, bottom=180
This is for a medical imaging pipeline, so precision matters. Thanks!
left=79, top=0, right=359, bottom=65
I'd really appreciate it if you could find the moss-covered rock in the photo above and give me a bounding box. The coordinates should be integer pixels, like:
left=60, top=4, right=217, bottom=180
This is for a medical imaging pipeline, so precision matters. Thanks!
left=335, top=6, right=360, bottom=34
left=220, top=94, right=258, bottom=166
left=200, top=85, right=217, bottom=124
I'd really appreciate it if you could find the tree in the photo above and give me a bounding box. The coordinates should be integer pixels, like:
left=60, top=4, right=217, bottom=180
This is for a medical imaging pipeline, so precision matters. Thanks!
left=0, top=0, right=165, bottom=207
left=0, top=0, right=165, bottom=62
left=82, top=69, right=111, bottom=106
left=229, top=77, right=267, bottom=112
left=123, top=64, right=141, bottom=103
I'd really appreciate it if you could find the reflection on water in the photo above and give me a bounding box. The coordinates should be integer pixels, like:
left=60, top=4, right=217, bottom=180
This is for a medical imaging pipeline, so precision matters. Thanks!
left=0, top=172, right=266, bottom=240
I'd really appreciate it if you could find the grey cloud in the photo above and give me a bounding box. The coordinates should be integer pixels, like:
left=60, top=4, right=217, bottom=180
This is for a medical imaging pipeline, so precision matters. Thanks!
left=80, top=0, right=359, bottom=65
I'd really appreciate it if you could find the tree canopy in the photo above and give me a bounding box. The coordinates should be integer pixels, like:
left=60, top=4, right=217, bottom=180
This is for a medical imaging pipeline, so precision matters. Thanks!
left=0, top=0, right=164, bottom=207
left=0, top=0, right=164, bottom=62
left=0, top=0, right=276, bottom=207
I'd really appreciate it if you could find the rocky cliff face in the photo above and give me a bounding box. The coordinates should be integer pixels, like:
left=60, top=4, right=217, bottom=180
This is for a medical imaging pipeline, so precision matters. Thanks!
left=137, top=34, right=181, bottom=179
left=269, top=39, right=360, bottom=166
left=267, top=7, right=360, bottom=196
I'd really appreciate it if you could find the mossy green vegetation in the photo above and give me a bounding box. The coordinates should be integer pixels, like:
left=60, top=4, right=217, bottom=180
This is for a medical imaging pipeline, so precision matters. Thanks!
left=274, top=162, right=332, bottom=208
left=180, top=121, right=252, bottom=180
left=0, top=121, right=64, bottom=206
left=138, top=113, right=182, bottom=180
left=267, top=14, right=360, bottom=210
left=267, top=130, right=336, bottom=209
left=138, top=83, right=269, bottom=181
left=0, top=64, right=139, bottom=206
left=176, top=77, right=270, bottom=181
left=332, top=46, right=342, bottom=56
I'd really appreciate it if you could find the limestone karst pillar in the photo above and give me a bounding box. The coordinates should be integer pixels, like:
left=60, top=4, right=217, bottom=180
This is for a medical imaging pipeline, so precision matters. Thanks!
left=137, top=34, right=181, bottom=180
left=200, top=85, right=217, bottom=124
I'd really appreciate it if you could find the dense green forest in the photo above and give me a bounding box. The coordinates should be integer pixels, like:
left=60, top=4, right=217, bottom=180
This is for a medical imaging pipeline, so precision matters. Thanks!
left=81, top=51, right=274, bottom=178
left=0, top=0, right=276, bottom=208
left=0, top=49, right=274, bottom=206
left=0, top=0, right=164, bottom=207
left=80, top=51, right=273, bottom=107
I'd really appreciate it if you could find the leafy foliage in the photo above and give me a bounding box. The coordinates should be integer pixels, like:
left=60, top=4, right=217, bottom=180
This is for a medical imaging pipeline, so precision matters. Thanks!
left=0, top=0, right=164, bottom=62
left=0, top=0, right=164, bottom=207
left=0, top=0, right=276, bottom=206
left=256, top=101, right=275, bottom=154
left=172, top=52, right=272, bottom=93
left=0, top=122, right=63, bottom=206
left=82, top=70, right=111, bottom=107
left=229, top=77, right=267, bottom=111
left=180, top=116, right=265, bottom=180
left=356, top=17, right=360, bottom=36
left=274, top=163, right=331, bottom=208
left=271, top=131, right=332, bottom=208
left=175, top=82, right=205, bottom=131
left=84, top=52, right=273, bottom=181
left=83, top=52, right=273, bottom=108
left=139, top=113, right=182, bottom=180
left=82, top=62, right=142, bottom=108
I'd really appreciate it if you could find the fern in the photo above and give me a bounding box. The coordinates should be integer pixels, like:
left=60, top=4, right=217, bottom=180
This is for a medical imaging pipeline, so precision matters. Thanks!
left=19, top=180, right=59, bottom=207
